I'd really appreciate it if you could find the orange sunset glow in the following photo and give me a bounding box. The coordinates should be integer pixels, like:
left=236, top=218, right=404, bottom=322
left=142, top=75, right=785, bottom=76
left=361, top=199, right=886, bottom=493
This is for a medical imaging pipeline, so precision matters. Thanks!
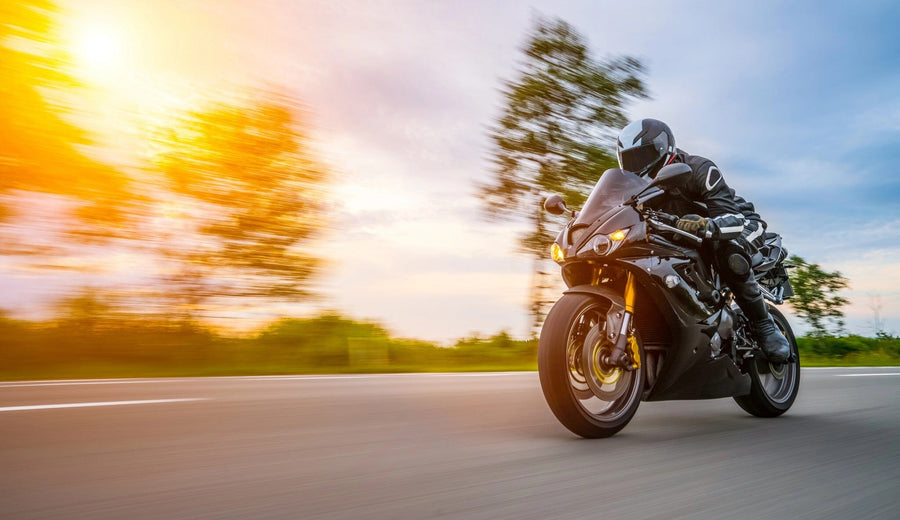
left=2, top=2, right=899, bottom=519
left=2, top=0, right=897, bottom=352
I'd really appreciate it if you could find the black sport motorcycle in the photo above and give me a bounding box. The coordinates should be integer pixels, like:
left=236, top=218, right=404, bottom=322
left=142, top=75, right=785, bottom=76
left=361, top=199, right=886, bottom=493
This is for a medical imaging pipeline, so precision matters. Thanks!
left=538, top=163, right=800, bottom=438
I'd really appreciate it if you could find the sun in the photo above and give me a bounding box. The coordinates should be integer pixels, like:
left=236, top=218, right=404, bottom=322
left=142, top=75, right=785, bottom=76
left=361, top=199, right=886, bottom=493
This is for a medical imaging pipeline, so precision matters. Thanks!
left=70, top=23, right=125, bottom=74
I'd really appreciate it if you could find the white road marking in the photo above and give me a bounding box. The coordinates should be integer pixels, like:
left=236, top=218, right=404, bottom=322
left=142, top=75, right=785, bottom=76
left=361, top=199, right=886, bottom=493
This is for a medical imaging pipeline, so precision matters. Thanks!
left=0, top=372, right=531, bottom=387
left=1, top=368, right=897, bottom=388
left=803, top=367, right=894, bottom=370
left=0, top=380, right=187, bottom=388
left=0, top=398, right=207, bottom=412
left=836, top=373, right=900, bottom=377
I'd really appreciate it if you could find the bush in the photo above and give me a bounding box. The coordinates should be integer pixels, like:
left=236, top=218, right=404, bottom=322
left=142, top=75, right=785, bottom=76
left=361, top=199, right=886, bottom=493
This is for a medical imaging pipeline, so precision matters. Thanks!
left=0, top=313, right=895, bottom=380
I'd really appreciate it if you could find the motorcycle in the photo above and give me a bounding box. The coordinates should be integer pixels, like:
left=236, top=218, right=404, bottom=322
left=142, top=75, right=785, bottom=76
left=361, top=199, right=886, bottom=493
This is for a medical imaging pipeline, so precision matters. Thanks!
left=538, top=163, right=800, bottom=438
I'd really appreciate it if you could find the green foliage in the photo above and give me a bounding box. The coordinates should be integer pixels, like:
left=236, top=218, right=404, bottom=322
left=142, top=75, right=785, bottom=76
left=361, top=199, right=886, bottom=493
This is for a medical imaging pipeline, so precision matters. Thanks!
left=787, top=255, right=850, bottom=337
left=796, top=334, right=900, bottom=365
left=257, top=313, right=390, bottom=367
left=480, top=16, right=648, bottom=328
left=0, top=312, right=542, bottom=380
left=3, top=309, right=898, bottom=380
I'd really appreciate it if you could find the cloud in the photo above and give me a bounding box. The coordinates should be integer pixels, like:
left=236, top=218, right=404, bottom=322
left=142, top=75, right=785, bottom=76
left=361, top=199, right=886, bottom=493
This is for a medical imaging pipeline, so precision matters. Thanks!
left=216, top=0, right=900, bottom=339
left=14, top=0, right=893, bottom=341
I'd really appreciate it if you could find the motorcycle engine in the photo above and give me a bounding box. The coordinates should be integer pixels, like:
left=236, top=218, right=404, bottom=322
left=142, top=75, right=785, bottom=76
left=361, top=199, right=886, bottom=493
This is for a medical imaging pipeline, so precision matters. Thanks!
left=710, top=306, right=735, bottom=358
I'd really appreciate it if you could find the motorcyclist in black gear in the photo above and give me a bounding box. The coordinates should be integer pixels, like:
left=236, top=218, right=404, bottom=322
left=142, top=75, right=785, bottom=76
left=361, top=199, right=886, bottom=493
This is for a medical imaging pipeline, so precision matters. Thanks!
left=616, top=118, right=791, bottom=363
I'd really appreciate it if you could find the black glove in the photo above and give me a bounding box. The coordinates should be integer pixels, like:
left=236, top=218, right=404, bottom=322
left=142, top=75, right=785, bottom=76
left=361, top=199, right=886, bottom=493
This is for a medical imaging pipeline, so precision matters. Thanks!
left=676, top=214, right=712, bottom=238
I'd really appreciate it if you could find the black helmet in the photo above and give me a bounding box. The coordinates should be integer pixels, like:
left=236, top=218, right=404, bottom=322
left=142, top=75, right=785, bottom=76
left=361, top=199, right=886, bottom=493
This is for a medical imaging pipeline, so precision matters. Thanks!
left=616, top=119, right=676, bottom=178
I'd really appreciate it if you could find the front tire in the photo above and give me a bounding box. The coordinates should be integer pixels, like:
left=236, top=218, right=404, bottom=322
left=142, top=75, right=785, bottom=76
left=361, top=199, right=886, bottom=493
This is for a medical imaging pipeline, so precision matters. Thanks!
left=538, top=293, right=645, bottom=438
left=734, top=305, right=801, bottom=417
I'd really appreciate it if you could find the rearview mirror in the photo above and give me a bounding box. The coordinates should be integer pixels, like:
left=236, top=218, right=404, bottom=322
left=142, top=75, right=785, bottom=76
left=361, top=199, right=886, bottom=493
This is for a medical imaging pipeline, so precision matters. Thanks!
left=649, top=163, right=691, bottom=189
left=544, top=194, right=568, bottom=215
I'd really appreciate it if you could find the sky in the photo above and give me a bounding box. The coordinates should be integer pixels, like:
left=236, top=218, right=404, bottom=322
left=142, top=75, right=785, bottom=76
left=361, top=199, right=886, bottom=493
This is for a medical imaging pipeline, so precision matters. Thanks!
left=5, top=0, right=899, bottom=341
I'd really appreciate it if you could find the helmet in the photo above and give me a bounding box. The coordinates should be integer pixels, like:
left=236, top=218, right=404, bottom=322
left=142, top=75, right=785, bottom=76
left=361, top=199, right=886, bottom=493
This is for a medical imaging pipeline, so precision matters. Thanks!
left=616, top=119, right=676, bottom=178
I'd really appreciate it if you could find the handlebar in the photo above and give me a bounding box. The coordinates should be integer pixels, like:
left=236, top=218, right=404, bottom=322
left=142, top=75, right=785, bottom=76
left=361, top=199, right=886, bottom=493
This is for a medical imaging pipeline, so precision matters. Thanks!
left=643, top=209, right=703, bottom=244
left=647, top=210, right=679, bottom=226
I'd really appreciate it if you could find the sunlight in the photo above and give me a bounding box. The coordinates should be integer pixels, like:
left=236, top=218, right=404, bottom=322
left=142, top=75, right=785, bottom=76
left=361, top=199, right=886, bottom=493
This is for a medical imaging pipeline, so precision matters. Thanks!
left=70, top=22, right=124, bottom=74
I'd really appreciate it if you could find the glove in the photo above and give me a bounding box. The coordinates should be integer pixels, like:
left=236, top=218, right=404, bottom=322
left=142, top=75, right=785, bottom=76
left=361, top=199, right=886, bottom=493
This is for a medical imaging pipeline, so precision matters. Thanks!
left=676, top=214, right=712, bottom=237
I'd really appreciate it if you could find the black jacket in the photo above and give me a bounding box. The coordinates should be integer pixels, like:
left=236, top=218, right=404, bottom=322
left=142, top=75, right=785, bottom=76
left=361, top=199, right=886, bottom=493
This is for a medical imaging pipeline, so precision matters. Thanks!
left=655, top=149, right=766, bottom=245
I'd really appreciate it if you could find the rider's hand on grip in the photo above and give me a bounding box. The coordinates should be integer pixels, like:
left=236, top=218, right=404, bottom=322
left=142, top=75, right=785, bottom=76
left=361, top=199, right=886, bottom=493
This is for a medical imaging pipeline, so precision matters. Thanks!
left=676, top=214, right=712, bottom=238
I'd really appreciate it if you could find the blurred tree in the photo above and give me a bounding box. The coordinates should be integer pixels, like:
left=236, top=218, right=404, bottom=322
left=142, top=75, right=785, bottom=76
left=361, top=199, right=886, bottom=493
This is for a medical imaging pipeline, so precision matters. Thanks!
left=54, top=288, right=113, bottom=332
left=149, top=90, right=329, bottom=310
left=787, top=255, right=849, bottom=337
left=480, top=16, right=648, bottom=330
left=0, top=0, right=129, bottom=225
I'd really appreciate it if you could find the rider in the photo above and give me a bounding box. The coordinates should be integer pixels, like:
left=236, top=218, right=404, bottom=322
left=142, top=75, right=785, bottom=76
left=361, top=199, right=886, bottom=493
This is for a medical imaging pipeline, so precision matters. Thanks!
left=615, top=118, right=790, bottom=362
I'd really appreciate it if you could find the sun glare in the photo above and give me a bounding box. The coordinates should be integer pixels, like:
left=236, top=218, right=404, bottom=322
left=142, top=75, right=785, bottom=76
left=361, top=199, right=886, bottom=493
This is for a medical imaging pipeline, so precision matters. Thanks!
left=72, top=25, right=123, bottom=71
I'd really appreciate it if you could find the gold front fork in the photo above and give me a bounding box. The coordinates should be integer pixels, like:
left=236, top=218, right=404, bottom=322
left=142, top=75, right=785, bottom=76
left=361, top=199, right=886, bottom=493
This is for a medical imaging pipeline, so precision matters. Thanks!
left=623, top=272, right=640, bottom=369
left=624, top=271, right=636, bottom=314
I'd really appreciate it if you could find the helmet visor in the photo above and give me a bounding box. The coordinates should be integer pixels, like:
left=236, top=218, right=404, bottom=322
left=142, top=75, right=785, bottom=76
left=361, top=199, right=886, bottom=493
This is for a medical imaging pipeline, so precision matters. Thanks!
left=618, top=143, right=662, bottom=176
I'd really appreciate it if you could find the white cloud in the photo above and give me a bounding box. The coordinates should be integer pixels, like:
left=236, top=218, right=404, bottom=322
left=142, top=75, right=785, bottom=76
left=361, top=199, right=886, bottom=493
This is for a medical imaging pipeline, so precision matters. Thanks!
left=9, top=0, right=895, bottom=343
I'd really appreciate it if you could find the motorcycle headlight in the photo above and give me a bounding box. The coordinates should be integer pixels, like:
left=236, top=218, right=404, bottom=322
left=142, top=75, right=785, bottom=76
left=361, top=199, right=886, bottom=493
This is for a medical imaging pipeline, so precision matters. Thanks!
left=551, top=243, right=565, bottom=263
left=578, top=228, right=630, bottom=257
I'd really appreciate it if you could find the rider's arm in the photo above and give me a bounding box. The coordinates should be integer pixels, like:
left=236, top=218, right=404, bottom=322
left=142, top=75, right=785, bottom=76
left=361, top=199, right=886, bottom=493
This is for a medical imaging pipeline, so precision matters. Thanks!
left=692, top=161, right=746, bottom=240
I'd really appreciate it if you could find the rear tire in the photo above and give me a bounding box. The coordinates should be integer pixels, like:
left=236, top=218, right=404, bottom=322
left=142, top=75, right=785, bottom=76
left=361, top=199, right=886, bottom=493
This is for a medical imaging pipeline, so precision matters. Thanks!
left=734, top=305, right=800, bottom=417
left=538, top=293, right=644, bottom=438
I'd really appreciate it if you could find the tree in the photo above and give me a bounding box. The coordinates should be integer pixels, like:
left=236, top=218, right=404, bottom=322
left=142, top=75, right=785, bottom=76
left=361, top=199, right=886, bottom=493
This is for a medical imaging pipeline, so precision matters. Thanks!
left=787, top=255, right=850, bottom=337
left=53, top=289, right=114, bottom=332
left=148, top=90, right=330, bottom=312
left=480, top=17, right=648, bottom=330
left=868, top=293, right=885, bottom=337
left=0, top=0, right=129, bottom=223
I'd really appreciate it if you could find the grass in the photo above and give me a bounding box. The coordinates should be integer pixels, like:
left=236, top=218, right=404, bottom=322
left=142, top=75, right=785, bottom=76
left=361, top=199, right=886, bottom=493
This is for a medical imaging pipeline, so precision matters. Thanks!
left=1, top=314, right=896, bottom=381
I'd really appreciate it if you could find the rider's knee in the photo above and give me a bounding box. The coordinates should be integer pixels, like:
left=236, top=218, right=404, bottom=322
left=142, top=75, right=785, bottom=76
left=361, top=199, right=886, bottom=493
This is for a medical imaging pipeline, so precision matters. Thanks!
left=726, top=252, right=750, bottom=276
left=715, top=240, right=752, bottom=280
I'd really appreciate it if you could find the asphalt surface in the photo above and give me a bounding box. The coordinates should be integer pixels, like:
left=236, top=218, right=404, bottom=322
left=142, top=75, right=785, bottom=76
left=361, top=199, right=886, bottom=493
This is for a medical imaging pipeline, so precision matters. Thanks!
left=1, top=368, right=898, bottom=520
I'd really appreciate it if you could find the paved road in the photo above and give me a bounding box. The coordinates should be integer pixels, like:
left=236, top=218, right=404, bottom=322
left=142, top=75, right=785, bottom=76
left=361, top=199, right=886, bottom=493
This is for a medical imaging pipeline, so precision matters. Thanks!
left=1, top=368, right=898, bottom=519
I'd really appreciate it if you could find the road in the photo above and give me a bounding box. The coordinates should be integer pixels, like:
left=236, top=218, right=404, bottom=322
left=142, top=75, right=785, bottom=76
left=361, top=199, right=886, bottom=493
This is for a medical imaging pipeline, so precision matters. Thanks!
left=1, top=368, right=898, bottom=519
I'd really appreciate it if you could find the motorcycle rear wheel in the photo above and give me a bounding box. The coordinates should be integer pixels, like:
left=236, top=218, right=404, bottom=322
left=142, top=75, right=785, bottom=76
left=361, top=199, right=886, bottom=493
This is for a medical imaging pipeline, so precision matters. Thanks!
left=538, top=293, right=645, bottom=438
left=734, top=305, right=801, bottom=417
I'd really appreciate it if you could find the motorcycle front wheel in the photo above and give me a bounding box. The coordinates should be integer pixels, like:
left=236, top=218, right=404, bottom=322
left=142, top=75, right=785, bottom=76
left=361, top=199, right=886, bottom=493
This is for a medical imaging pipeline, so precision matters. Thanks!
left=734, top=305, right=801, bottom=417
left=538, top=293, right=645, bottom=438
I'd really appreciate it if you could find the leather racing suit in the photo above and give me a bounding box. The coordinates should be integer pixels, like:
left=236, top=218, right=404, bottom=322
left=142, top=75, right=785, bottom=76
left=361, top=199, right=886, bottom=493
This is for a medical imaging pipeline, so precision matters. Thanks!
left=652, top=149, right=788, bottom=360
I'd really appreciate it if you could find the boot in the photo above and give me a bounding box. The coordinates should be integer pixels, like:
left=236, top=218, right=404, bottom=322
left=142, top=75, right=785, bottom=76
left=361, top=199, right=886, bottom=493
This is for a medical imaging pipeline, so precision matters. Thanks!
left=741, top=295, right=790, bottom=363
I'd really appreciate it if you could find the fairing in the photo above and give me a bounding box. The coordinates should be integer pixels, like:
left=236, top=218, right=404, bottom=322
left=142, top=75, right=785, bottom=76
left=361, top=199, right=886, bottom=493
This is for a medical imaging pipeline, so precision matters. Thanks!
left=552, top=167, right=756, bottom=401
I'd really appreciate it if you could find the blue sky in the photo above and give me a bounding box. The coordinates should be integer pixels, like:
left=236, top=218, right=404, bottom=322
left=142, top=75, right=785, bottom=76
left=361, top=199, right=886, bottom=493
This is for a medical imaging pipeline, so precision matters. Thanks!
left=5, top=0, right=899, bottom=341
left=299, top=0, right=900, bottom=339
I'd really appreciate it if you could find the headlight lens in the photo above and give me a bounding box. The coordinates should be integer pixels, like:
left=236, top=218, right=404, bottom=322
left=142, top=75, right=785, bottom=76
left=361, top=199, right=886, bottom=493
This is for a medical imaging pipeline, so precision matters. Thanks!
left=577, top=228, right=631, bottom=257
left=590, top=235, right=611, bottom=255
left=551, top=243, right=565, bottom=263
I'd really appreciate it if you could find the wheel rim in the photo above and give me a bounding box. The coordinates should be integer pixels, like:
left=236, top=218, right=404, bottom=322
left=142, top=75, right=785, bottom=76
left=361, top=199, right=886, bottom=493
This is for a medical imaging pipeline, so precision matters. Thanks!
left=564, top=301, right=641, bottom=420
left=755, top=321, right=799, bottom=404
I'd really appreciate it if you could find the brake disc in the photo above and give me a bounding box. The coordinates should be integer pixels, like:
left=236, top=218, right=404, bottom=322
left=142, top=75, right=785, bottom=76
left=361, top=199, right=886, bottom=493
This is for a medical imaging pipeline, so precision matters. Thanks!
left=566, top=335, right=595, bottom=400
left=583, top=324, right=632, bottom=401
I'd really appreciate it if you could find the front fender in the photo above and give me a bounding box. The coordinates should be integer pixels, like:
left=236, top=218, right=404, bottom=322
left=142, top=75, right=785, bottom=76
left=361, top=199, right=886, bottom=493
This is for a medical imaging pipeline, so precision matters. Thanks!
left=563, top=284, right=625, bottom=308
left=563, top=285, right=627, bottom=344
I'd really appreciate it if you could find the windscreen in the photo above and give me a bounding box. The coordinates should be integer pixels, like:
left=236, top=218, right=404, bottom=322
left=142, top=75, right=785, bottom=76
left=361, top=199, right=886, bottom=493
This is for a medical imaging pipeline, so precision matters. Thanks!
left=573, top=168, right=648, bottom=227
